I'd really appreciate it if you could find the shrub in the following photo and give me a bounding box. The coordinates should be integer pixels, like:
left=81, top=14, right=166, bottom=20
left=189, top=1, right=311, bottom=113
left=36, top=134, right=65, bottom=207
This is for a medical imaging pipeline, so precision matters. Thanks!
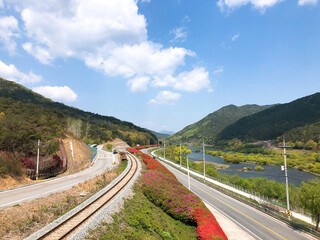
left=128, top=145, right=228, bottom=240
left=53, top=154, right=63, bottom=167
left=193, top=207, right=228, bottom=240
left=0, top=152, right=24, bottom=176
left=254, top=166, right=264, bottom=172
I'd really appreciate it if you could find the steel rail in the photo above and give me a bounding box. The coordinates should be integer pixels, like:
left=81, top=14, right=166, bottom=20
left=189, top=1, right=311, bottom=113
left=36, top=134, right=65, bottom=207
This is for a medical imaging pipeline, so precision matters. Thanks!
left=36, top=153, right=138, bottom=240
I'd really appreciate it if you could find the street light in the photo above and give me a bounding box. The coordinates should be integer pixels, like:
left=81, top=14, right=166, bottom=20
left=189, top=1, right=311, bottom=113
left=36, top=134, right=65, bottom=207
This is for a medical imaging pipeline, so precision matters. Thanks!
left=187, top=157, right=190, bottom=190
left=180, top=140, right=182, bottom=168
left=36, top=139, right=40, bottom=180
left=164, top=140, right=166, bottom=160
left=279, top=137, right=291, bottom=218
left=203, top=141, right=206, bottom=181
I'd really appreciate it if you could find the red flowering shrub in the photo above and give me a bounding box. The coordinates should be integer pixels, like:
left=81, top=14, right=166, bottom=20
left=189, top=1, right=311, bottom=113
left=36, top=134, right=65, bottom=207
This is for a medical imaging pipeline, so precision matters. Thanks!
left=127, top=148, right=139, bottom=154
left=20, top=157, right=35, bottom=169
left=142, top=170, right=203, bottom=222
left=27, top=152, right=36, bottom=157
left=53, top=154, right=63, bottom=167
left=127, top=145, right=228, bottom=240
left=193, top=208, right=228, bottom=240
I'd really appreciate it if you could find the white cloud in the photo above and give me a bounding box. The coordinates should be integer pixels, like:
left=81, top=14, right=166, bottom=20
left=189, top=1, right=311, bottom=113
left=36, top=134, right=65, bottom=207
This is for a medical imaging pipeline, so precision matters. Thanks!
left=170, top=16, right=190, bottom=43
left=17, top=0, right=147, bottom=62
left=0, top=60, right=42, bottom=84
left=6, top=0, right=210, bottom=93
left=0, top=16, right=20, bottom=55
left=152, top=67, right=210, bottom=92
left=127, top=75, right=150, bottom=92
left=85, top=41, right=194, bottom=78
left=182, top=15, right=191, bottom=23
left=32, top=86, right=78, bottom=102
left=170, top=27, right=187, bottom=42
left=217, top=0, right=284, bottom=12
left=213, top=66, right=224, bottom=74
left=298, top=0, right=317, bottom=5
left=232, top=34, right=240, bottom=41
left=23, top=42, right=53, bottom=64
left=149, top=90, right=180, bottom=105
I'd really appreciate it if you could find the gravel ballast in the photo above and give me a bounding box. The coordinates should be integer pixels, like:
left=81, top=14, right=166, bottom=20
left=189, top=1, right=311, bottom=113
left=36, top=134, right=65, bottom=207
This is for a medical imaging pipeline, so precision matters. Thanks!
left=25, top=154, right=141, bottom=240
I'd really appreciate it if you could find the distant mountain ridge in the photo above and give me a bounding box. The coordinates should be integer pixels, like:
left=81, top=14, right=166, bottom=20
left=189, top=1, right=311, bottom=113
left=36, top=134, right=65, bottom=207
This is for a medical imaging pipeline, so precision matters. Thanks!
left=148, top=130, right=170, bottom=140
left=217, top=92, right=320, bottom=141
left=160, top=130, right=175, bottom=135
left=167, top=104, right=272, bottom=144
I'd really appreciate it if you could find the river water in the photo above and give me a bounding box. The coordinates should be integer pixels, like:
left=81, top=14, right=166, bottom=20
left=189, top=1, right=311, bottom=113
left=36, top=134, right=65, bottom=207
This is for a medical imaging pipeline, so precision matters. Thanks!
left=187, top=147, right=319, bottom=187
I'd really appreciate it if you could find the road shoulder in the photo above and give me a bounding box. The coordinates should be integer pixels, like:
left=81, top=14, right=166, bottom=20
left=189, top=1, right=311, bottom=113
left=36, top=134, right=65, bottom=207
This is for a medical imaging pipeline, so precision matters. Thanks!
left=204, top=202, right=255, bottom=240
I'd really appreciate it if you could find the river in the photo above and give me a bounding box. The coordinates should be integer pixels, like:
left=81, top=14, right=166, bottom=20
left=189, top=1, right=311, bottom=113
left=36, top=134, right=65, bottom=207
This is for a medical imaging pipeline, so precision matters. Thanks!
left=187, top=147, right=319, bottom=187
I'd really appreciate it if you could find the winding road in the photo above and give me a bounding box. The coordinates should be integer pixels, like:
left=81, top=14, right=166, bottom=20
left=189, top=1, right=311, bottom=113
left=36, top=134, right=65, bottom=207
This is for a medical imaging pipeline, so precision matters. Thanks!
left=0, top=146, right=116, bottom=209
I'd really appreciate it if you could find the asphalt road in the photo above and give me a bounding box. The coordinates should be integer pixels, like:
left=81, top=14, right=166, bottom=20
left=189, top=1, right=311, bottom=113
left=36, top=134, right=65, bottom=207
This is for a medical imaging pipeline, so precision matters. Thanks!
left=153, top=155, right=312, bottom=240
left=0, top=146, right=115, bottom=209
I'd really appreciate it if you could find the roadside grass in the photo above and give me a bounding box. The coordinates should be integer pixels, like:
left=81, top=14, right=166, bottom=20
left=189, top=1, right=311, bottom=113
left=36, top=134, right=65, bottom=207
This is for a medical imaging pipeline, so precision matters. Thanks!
left=87, top=186, right=198, bottom=240
left=117, top=159, right=128, bottom=174
left=0, top=160, right=127, bottom=239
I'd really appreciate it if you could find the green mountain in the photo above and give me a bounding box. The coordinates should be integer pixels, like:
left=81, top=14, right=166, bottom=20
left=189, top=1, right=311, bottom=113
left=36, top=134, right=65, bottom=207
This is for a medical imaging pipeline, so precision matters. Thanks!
left=167, top=104, right=272, bottom=144
left=217, top=92, right=320, bottom=142
left=0, top=78, right=157, bottom=154
left=281, top=121, right=320, bottom=145
left=148, top=130, right=170, bottom=140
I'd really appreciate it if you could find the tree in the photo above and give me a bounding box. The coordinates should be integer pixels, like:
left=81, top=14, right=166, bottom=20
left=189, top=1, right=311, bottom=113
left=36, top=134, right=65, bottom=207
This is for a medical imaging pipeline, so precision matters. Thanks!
left=305, top=139, right=317, bottom=150
left=67, top=118, right=82, bottom=138
left=0, top=113, right=34, bottom=155
left=299, top=179, right=320, bottom=230
left=174, top=145, right=191, bottom=165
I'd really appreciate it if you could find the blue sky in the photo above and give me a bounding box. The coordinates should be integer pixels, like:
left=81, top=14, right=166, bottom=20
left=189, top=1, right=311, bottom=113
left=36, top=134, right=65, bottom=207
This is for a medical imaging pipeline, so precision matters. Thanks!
left=0, top=0, right=319, bottom=133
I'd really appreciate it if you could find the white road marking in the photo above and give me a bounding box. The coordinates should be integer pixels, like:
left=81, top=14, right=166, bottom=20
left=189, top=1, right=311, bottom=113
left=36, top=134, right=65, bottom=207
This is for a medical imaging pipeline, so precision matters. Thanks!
left=203, top=199, right=263, bottom=240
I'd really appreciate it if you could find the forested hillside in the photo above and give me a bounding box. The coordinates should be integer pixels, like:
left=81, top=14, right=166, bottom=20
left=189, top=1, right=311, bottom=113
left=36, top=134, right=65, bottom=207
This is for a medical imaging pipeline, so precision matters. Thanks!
left=218, top=92, right=320, bottom=142
left=0, top=78, right=157, bottom=155
left=278, top=121, right=320, bottom=149
left=167, top=104, right=271, bottom=144
left=148, top=129, right=170, bottom=139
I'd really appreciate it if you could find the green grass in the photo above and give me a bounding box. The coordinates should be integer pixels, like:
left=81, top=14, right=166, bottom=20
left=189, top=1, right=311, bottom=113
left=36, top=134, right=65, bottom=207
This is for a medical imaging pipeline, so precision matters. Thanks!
left=117, top=159, right=128, bottom=175
left=87, top=188, right=198, bottom=240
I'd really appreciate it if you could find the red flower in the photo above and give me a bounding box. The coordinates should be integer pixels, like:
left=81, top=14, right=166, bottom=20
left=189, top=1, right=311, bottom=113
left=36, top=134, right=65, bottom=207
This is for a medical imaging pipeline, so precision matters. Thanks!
left=128, top=145, right=228, bottom=240
left=193, top=208, right=228, bottom=240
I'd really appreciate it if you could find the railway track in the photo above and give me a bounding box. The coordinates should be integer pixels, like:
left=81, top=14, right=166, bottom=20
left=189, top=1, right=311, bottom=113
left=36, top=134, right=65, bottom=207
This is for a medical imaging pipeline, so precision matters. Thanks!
left=35, top=153, right=138, bottom=240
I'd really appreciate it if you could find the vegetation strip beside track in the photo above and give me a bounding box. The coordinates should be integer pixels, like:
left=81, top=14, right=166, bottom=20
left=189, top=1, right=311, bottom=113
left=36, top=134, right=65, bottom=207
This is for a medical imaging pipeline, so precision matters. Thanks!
left=26, top=153, right=137, bottom=240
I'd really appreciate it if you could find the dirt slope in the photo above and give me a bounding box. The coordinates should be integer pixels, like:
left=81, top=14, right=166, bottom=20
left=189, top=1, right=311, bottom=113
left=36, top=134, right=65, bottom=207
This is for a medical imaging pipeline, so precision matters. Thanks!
left=62, top=137, right=93, bottom=174
left=0, top=175, right=33, bottom=191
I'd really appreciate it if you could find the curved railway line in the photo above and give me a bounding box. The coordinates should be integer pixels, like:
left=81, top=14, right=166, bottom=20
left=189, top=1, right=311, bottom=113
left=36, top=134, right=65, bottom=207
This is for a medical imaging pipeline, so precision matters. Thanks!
left=35, top=153, right=138, bottom=240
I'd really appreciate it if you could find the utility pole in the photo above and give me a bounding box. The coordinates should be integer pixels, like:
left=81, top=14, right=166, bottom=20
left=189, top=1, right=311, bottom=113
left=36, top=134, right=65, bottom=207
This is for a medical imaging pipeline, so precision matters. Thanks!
left=180, top=140, right=182, bottom=168
left=36, top=139, right=40, bottom=180
left=164, top=140, right=166, bottom=160
left=187, top=157, right=190, bottom=190
left=280, top=137, right=291, bottom=218
left=203, top=141, right=206, bottom=181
